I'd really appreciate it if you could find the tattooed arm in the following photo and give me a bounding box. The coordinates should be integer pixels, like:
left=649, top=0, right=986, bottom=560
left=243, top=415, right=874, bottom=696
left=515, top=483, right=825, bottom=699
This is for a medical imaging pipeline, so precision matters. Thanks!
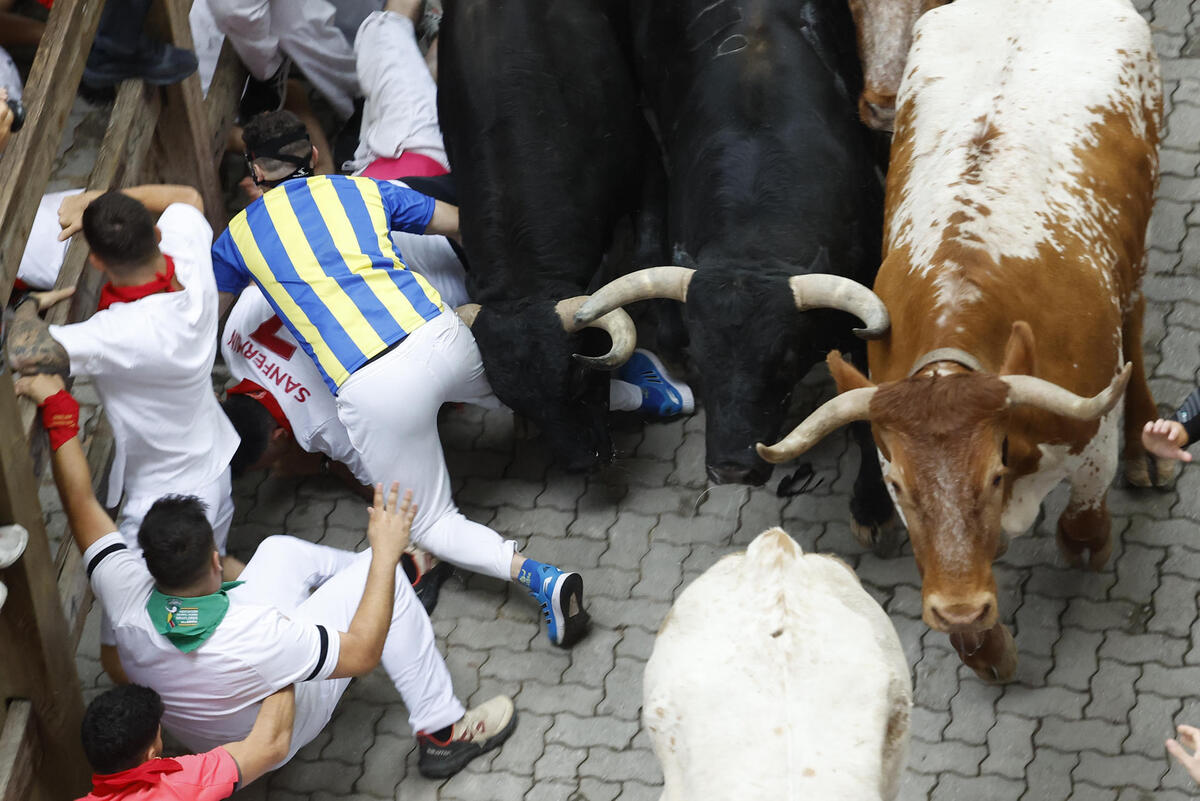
left=6, top=299, right=70, bottom=376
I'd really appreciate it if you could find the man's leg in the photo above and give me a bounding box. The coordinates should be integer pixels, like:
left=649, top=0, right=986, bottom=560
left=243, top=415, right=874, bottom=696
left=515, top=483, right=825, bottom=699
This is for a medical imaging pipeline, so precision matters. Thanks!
left=347, top=7, right=448, bottom=174
left=336, top=311, right=590, bottom=646
left=274, top=0, right=359, bottom=119
left=296, top=551, right=464, bottom=733
left=234, top=535, right=360, bottom=613
left=205, top=0, right=285, bottom=82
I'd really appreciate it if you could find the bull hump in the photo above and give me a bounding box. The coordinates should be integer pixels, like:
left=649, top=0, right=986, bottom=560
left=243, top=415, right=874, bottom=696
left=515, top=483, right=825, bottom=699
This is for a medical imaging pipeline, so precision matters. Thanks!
left=890, top=0, right=1159, bottom=285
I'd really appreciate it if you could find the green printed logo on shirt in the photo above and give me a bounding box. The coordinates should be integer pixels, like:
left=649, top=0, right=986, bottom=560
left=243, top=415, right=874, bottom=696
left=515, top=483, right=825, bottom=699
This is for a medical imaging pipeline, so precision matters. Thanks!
left=147, top=581, right=243, bottom=653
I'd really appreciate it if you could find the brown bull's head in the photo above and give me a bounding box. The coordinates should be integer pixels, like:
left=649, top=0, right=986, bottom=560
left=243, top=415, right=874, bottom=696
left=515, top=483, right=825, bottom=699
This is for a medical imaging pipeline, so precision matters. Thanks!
left=846, top=0, right=951, bottom=131
left=757, top=322, right=1130, bottom=635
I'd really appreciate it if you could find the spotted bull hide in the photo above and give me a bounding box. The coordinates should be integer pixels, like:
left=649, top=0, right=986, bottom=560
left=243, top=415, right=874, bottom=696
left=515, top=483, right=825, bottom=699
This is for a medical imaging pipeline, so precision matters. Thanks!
left=644, top=528, right=912, bottom=801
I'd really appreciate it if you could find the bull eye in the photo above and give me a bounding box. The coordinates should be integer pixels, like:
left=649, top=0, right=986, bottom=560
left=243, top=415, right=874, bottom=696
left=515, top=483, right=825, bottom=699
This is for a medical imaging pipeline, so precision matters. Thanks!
left=992, top=473, right=1003, bottom=488
left=1001, top=437, right=1009, bottom=466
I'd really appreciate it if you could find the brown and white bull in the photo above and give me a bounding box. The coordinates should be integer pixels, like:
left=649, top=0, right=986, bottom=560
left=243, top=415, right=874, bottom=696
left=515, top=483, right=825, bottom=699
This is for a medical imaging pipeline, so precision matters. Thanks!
left=644, top=528, right=912, bottom=801
left=757, top=0, right=1170, bottom=682
left=847, top=0, right=949, bottom=131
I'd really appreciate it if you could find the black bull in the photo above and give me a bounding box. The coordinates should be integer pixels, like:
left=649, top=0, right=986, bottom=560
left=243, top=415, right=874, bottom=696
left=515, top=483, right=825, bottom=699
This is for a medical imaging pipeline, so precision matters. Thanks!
left=438, top=0, right=647, bottom=473
left=573, top=0, right=896, bottom=540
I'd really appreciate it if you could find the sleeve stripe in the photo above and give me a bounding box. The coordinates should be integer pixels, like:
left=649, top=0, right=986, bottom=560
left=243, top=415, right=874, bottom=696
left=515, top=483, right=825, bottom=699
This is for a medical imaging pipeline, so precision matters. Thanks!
left=304, top=625, right=330, bottom=681
left=86, top=542, right=128, bottom=579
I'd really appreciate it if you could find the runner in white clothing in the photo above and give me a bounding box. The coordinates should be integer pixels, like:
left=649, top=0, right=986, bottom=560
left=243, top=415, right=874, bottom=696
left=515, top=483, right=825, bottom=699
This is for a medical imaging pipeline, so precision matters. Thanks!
left=5, top=187, right=241, bottom=679
left=17, top=373, right=518, bottom=781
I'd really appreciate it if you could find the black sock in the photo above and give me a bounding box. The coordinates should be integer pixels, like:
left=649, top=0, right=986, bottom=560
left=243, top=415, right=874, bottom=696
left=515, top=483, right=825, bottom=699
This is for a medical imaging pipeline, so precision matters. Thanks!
left=429, top=724, right=453, bottom=741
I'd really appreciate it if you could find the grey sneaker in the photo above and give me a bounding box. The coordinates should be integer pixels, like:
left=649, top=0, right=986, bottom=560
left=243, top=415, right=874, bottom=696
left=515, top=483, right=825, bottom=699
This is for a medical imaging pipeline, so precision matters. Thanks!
left=416, top=695, right=517, bottom=779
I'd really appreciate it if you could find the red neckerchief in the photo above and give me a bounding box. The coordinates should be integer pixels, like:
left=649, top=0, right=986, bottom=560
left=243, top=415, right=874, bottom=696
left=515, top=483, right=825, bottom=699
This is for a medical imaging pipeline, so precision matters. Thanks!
left=90, top=758, right=183, bottom=793
left=226, top=379, right=294, bottom=435
left=97, top=255, right=181, bottom=311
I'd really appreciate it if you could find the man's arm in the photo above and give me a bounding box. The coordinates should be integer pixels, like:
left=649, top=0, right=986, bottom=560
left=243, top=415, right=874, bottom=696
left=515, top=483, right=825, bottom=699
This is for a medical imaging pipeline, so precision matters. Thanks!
left=58, top=184, right=205, bottom=241
left=424, top=200, right=459, bottom=240
left=6, top=300, right=70, bottom=375
left=15, top=374, right=116, bottom=553
left=329, top=483, right=415, bottom=679
left=221, top=686, right=296, bottom=787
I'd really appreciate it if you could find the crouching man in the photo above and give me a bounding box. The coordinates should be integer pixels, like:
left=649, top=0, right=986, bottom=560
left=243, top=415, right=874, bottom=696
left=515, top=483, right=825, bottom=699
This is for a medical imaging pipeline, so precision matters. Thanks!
left=77, top=684, right=294, bottom=800
left=22, top=373, right=516, bottom=780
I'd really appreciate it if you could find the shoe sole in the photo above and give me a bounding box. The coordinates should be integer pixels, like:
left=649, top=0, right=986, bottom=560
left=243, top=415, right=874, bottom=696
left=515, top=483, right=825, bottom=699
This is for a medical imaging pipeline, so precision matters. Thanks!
left=418, top=708, right=519, bottom=779
left=633, top=349, right=695, bottom=415
left=550, top=572, right=590, bottom=648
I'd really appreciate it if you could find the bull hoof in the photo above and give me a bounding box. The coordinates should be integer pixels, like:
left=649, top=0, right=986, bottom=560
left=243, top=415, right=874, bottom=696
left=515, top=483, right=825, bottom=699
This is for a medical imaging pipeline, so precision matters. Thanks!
left=850, top=513, right=904, bottom=558
left=1124, top=453, right=1178, bottom=489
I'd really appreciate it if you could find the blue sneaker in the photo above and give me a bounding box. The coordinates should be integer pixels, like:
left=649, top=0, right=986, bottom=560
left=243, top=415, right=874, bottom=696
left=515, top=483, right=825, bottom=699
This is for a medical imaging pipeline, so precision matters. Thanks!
left=522, top=562, right=589, bottom=647
left=617, top=349, right=695, bottom=418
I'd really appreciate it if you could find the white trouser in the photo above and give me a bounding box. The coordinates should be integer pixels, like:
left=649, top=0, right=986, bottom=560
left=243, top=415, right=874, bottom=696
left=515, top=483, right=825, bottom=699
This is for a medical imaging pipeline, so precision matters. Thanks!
left=346, top=11, right=448, bottom=174
left=336, top=310, right=517, bottom=581
left=102, top=467, right=235, bottom=647
left=205, top=0, right=358, bottom=117
left=236, top=536, right=463, bottom=755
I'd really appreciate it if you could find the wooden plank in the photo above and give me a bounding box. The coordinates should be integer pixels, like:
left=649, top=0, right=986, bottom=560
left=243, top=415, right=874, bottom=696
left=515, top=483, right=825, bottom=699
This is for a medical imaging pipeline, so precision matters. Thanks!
left=0, top=0, right=105, bottom=306
left=0, top=377, right=89, bottom=801
left=0, top=700, right=40, bottom=801
left=147, top=0, right=227, bottom=232
left=205, top=38, right=247, bottom=164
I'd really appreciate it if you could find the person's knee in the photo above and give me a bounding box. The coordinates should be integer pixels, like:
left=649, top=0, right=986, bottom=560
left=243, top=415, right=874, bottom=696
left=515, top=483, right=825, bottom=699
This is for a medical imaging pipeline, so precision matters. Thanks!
left=253, top=534, right=306, bottom=562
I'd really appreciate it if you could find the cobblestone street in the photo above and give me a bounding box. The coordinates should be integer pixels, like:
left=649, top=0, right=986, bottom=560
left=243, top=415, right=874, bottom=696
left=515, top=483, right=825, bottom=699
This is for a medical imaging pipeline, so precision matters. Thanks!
left=50, top=0, right=1200, bottom=799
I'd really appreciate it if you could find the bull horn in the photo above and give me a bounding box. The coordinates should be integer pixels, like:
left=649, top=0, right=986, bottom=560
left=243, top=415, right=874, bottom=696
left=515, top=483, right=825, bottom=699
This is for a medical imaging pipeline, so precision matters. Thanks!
left=755, top=387, right=877, bottom=463
left=455, top=303, right=481, bottom=328
left=555, top=295, right=638, bottom=370
left=1002, top=363, right=1131, bottom=420
left=573, top=266, right=696, bottom=328
left=788, top=274, right=890, bottom=340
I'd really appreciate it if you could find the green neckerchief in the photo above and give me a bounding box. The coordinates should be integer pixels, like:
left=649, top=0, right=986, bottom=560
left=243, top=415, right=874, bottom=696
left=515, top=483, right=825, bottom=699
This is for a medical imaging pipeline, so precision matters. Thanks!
left=147, top=581, right=244, bottom=654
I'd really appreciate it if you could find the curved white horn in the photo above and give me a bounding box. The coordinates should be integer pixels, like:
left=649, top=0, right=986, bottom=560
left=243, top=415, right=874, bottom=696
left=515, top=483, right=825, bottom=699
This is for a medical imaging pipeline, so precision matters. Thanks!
left=756, top=387, right=878, bottom=463
left=1002, top=363, right=1131, bottom=420
left=788, top=274, right=890, bottom=339
left=455, top=303, right=481, bottom=328
left=573, top=266, right=696, bottom=328
left=555, top=295, right=638, bottom=370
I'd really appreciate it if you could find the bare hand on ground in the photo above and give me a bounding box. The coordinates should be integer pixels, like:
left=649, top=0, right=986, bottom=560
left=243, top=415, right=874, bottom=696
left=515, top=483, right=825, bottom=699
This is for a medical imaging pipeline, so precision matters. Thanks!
left=1142, top=419, right=1192, bottom=463
left=366, top=483, right=417, bottom=564
left=1167, top=724, right=1200, bottom=784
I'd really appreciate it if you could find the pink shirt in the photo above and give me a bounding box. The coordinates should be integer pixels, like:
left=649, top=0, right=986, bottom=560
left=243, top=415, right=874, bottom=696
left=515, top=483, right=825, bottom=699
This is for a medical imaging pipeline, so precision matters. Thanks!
left=79, top=748, right=239, bottom=801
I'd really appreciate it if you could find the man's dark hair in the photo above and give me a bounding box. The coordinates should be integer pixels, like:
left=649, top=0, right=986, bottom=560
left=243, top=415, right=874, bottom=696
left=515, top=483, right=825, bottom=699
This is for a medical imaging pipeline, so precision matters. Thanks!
left=81, top=191, right=159, bottom=275
left=81, top=684, right=164, bottom=775
left=138, top=495, right=215, bottom=589
left=243, top=110, right=312, bottom=178
left=222, top=394, right=275, bottom=476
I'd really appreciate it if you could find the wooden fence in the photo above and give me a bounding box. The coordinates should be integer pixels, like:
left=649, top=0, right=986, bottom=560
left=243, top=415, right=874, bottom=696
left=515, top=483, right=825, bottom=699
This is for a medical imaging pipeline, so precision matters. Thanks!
left=0, top=2, right=241, bottom=797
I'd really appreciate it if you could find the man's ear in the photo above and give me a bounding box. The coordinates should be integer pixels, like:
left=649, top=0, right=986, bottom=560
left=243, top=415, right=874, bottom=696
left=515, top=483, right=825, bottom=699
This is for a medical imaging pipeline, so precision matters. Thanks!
left=1000, top=321, right=1036, bottom=377
left=310, top=146, right=320, bottom=171
left=828, top=350, right=876, bottom=394
left=270, top=426, right=291, bottom=443
left=87, top=252, right=105, bottom=273
left=210, top=549, right=221, bottom=575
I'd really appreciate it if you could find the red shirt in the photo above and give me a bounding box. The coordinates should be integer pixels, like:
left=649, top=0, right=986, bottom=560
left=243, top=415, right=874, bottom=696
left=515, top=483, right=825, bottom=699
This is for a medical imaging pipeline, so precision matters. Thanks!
left=78, top=748, right=239, bottom=801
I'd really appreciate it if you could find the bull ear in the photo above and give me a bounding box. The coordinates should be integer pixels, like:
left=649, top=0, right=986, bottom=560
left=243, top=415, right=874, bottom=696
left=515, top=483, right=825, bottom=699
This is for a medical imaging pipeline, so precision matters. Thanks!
left=1000, top=321, right=1036, bottom=377
left=828, top=350, right=876, bottom=393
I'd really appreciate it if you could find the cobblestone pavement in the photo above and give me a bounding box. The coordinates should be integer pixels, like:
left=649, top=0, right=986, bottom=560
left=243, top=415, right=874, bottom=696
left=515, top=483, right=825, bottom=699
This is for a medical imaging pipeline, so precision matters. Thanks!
left=54, top=0, right=1200, bottom=799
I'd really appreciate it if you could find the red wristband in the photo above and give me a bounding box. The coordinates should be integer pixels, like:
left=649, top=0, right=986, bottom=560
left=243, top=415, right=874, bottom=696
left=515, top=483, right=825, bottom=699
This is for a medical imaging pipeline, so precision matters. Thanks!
left=41, top=390, right=80, bottom=451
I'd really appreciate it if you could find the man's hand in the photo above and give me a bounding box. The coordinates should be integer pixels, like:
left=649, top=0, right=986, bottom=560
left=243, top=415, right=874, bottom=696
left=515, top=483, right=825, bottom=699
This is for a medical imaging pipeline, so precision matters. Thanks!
left=5, top=311, right=70, bottom=376
left=1142, top=419, right=1192, bottom=463
left=27, top=286, right=76, bottom=312
left=1168, top=724, right=1200, bottom=784
left=366, top=483, right=416, bottom=566
left=0, top=88, right=12, bottom=154
left=14, top=373, right=66, bottom=404
left=57, top=189, right=103, bottom=241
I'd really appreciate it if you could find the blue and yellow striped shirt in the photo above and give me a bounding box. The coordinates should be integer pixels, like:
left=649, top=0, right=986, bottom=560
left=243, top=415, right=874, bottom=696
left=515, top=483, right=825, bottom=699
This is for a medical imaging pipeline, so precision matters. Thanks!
left=212, top=175, right=445, bottom=393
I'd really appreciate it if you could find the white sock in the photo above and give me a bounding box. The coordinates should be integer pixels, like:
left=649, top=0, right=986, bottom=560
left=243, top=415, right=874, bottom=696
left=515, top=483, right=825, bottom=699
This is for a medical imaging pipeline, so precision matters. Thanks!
left=609, top=379, right=643, bottom=412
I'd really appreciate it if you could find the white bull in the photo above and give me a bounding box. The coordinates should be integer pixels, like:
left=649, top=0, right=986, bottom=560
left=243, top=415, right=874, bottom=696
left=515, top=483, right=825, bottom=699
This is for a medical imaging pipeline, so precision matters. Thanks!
left=643, top=528, right=912, bottom=801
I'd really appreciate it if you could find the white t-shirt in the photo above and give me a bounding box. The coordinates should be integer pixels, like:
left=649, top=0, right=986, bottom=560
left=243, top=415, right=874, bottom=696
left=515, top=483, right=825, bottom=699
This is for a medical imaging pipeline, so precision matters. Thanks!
left=17, top=189, right=84, bottom=290
left=222, top=286, right=370, bottom=484
left=390, top=229, right=469, bottom=308
left=85, top=533, right=341, bottom=757
left=50, top=204, right=240, bottom=506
